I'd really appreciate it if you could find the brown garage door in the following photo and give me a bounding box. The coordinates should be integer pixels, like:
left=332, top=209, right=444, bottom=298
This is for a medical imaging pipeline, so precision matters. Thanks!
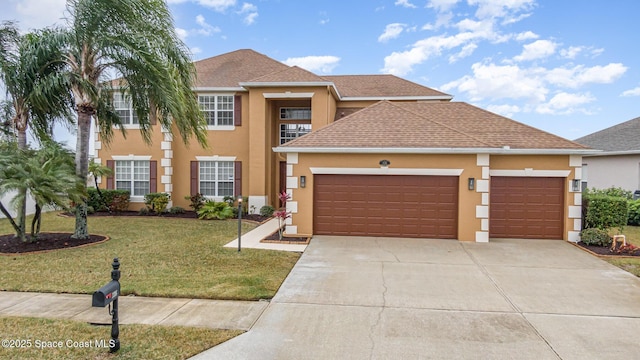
left=490, top=177, right=564, bottom=239
left=314, top=175, right=458, bottom=239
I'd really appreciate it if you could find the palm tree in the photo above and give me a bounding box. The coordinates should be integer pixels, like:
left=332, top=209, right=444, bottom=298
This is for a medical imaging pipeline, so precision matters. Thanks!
left=0, top=141, right=82, bottom=242
left=0, top=22, right=73, bottom=237
left=88, top=160, right=113, bottom=212
left=43, top=0, right=207, bottom=239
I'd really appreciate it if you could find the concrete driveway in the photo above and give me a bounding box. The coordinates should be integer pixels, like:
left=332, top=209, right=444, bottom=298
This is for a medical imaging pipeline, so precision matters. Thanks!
left=193, top=236, right=640, bottom=359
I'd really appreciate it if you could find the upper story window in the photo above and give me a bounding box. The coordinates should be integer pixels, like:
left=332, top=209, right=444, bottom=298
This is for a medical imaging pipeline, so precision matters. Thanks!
left=280, top=124, right=311, bottom=144
left=113, top=93, right=139, bottom=125
left=115, top=160, right=149, bottom=196
left=280, top=107, right=311, bottom=120
left=199, top=95, right=234, bottom=126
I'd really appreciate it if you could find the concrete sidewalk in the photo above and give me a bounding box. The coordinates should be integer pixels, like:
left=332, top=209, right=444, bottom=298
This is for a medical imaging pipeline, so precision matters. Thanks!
left=224, top=218, right=307, bottom=252
left=0, top=291, right=268, bottom=331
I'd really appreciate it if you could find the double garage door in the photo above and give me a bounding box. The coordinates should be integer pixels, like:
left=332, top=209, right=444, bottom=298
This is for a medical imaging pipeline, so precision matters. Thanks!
left=313, top=174, right=564, bottom=240
left=314, top=175, right=458, bottom=239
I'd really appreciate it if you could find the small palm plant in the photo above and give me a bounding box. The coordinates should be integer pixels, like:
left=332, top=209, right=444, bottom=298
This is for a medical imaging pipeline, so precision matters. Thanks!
left=197, top=200, right=234, bottom=220
left=275, top=191, right=292, bottom=240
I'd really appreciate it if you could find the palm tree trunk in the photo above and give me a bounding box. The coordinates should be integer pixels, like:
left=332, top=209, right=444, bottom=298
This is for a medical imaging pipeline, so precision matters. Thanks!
left=73, top=106, right=92, bottom=239
left=0, top=202, right=26, bottom=242
left=30, top=204, right=42, bottom=240
left=16, top=128, right=28, bottom=242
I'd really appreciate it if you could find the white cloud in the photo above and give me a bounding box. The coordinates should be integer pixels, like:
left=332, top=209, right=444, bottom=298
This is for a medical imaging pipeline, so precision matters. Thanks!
left=514, top=31, right=538, bottom=41
left=487, top=104, right=521, bottom=117
left=283, top=55, right=341, bottom=74
left=8, top=0, right=66, bottom=31
left=378, top=23, right=406, bottom=43
left=442, top=62, right=548, bottom=102
left=449, top=43, right=478, bottom=63
left=468, top=0, right=535, bottom=21
left=560, top=46, right=583, bottom=59
left=191, top=47, right=203, bottom=55
left=395, top=0, right=417, bottom=8
left=536, top=92, right=595, bottom=115
left=427, top=0, right=461, bottom=11
left=622, top=87, right=640, bottom=97
left=545, top=63, right=627, bottom=88
left=197, top=0, right=236, bottom=12
left=238, top=2, right=258, bottom=25
left=514, top=39, right=558, bottom=62
left=175, top=27, right=188, bottom=41
left=194, top=14, right=221, bottom=36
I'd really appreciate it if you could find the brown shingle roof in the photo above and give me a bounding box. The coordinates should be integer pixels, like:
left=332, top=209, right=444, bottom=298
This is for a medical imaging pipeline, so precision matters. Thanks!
left=281, top=101, right=588, bottom=150
left=193, top=49, right=290, bottom=88
left=247, top=66, right=328, bottom=83
left=322, top=74, right=451, bottom=98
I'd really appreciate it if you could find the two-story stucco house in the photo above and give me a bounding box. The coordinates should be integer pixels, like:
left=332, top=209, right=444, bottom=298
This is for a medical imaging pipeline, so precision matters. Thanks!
left=95, top=49, right=592, bottom=242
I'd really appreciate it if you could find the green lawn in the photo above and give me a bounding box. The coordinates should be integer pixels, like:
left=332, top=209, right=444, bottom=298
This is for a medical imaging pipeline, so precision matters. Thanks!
left=606, top=226, right=640, bottom=277
left=0, top=212, right=300, bottom=300
left=0, top=316, right=241, bottom=360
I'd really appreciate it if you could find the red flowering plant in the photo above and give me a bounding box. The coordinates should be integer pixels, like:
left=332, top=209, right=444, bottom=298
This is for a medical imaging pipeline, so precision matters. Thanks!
left=275, top=191, right=292, bottom=240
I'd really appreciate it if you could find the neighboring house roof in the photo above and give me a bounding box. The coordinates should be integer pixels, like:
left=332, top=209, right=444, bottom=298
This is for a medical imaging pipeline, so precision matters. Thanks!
left=193, top=49, right=290, bottom=88
left=574, top=117, right=640, bottom=153
left=277, top=101, right=590, bottom=153
left=323, top=74, right=451, bottom=99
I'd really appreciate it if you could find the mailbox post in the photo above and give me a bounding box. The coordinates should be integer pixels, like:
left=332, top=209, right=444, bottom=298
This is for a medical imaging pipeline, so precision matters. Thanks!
left=92, top=258, right=121, bottom=353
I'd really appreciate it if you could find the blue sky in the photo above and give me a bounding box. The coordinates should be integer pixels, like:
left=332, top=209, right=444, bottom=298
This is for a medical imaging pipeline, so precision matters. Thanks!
left=2, top=0, right=639, bottom=145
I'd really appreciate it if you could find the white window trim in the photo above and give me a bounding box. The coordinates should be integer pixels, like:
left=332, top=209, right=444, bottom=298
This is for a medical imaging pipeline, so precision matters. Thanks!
left=112, top=155, right=152, bottom=161
left=195, top=155, right=236, bottom=162
left=113, top=92, right=139, bottom=126
left=113, top=157, right=151, bottom=202
left=198, top=93, right=235, bottom=128
left=198, top=159, right=235, bottom=198
left=309, top=167, right=464, bottom=176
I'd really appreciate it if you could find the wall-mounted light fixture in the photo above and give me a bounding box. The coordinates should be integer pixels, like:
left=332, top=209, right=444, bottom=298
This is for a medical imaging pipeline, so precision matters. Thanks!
left=571, top=179, right=581, bottom=192
left=379, top=159, right=391, bottom=167
left=300, top=175, right=306, bottom=188
left=468, top=177, right=475, bottom=191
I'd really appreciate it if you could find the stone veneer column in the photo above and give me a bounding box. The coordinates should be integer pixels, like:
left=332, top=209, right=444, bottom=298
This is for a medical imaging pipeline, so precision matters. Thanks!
left=568, top=155, right=583, bottom=242
left=284, top=153, right=299, bottom=235
left=160, top=126, right=173, bottom=207
left=475, top=154, right=490, bottom=242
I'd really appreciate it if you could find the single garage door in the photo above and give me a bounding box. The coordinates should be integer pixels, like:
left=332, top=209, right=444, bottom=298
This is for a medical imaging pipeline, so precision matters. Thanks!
left=490, top=177, right=564, bottom=239
left=314, top=175, right=458, bottom=239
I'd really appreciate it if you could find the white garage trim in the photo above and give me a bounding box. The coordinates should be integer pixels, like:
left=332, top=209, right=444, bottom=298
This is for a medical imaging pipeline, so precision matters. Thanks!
left=309, top=167, right=464, bottom=176
left=489, top=169, right=571, bottom=177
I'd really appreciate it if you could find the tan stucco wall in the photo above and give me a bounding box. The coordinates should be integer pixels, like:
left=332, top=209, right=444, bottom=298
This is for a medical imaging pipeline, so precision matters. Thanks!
left=287, top=153, right=579, bottom=242
left=289, top=153, right=481, bottom=241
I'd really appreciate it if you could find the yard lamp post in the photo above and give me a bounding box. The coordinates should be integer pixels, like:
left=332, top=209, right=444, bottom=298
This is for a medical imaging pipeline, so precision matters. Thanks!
left=237, top=196, right=242, bottom=252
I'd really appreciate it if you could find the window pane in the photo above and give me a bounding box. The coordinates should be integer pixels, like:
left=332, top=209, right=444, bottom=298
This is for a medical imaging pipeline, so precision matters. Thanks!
left=115, top=160, right=149, bottom=197
left=199, top=160, right=235, bottom=196
left=280, top=123, right=311, bottom=144
left=280, top=107, right=311, bottom=120
left=217, top=111, right=233, bottom=125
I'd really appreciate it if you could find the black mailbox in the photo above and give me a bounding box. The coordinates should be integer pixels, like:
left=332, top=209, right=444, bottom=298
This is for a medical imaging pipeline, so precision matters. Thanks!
left=92, top=280, right=120, bottom=307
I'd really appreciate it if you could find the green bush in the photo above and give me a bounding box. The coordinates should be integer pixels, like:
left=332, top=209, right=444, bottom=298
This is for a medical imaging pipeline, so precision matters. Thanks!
left=144, top=193, right=170, bottom=214
left=583, top=194, right=629, bottom=231
left=260, top=205, right=275, bottom=217
left=184, top=193, right=205, bottom=212
left=169, top=206, right=185, bottom=214
left=628, top=199, right=640, bottom=226
left=86, top=188, right=130, bottom=212
left=138, top=207, right=151, bottom=215
left=197, top=201, right=234, bottom=220
left=580, top=228, right=612, bottom=247
left=584, top=187, right=633, bottom=200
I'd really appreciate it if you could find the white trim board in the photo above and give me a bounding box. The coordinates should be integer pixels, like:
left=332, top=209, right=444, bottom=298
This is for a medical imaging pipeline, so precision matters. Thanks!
left=309, top=167, right=464, bottom=176
left=489, top=169, right=571, bottom=177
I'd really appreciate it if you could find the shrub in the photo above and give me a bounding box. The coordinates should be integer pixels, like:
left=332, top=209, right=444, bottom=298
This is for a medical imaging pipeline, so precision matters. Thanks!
left=628, top=199, right=640, bottom=226
left=584, top=187, right=633, bottom=200
left=223, top=195, right=235, bottom=207
left=169, top=206, right=185, bottom=214
left=185, top=193, right=205, bottom=212
left=260, top=205, right=275, bottom=217
left=138, top=207, right=150, bottom=215
left=583, top=194, right=628, bottom=231
left=144, top=192, right=170, bottom=214
left=86, top=188, right=130, bottom=212
left=197, top=201, right=234, bottom=220
left=580, top=228, right=612, bottom=247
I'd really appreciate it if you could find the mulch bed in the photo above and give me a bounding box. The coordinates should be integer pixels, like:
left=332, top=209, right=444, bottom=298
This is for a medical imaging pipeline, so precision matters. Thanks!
left=0, top=233, right=108, bottom=254
left=64, top=210, right=271, bottom=223
left=261, top=230, right=310, bottom=244
left=575, top=242, right=640, bottom=257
